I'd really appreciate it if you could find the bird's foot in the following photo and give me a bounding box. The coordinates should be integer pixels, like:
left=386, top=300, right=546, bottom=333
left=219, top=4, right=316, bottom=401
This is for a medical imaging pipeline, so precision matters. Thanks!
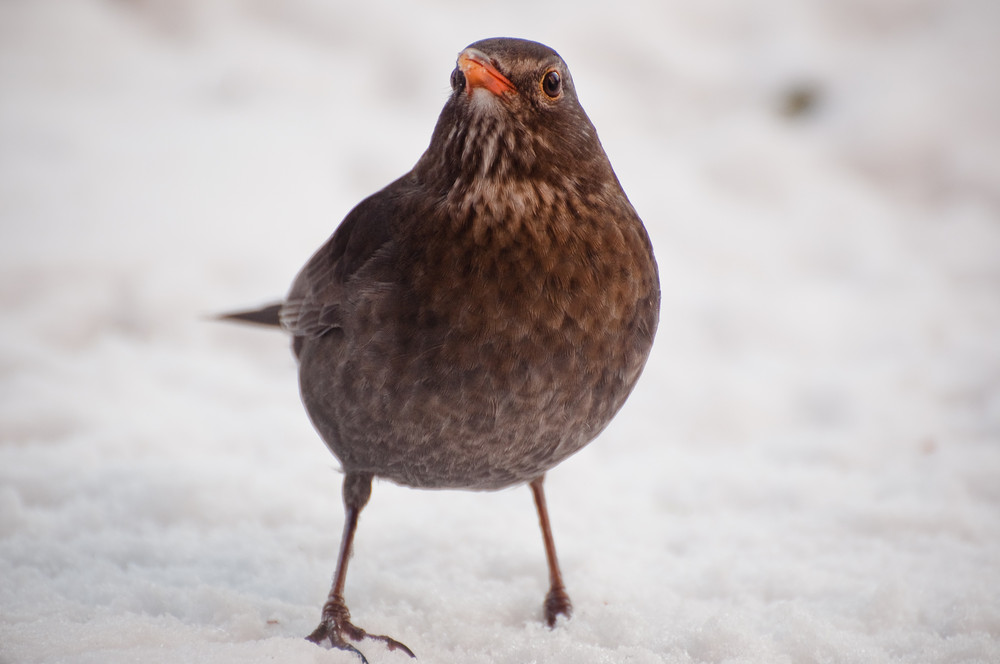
left=543, top=585, right=573, bottom=627
left=306, top=596, right=415, bottom=662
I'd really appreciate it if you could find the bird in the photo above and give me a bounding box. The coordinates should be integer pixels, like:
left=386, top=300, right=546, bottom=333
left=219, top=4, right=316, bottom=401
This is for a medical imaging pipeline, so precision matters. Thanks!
left=222, top=37, right=659, bottom=661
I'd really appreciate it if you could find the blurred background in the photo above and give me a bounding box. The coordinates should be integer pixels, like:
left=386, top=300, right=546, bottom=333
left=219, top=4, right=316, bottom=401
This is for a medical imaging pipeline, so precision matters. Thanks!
left=2, top=1, right=998, bottom=662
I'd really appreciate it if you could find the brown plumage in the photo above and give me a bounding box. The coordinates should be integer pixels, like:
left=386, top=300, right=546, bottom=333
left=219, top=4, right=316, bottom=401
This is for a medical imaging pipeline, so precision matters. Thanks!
left=223, top=37, right=659, bottom=661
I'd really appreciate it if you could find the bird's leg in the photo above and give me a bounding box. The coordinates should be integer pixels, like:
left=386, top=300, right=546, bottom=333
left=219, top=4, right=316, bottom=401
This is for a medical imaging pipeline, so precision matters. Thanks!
left=529, top=475, right=573, bottom=626
left=306, top=472, right=415, bottom=661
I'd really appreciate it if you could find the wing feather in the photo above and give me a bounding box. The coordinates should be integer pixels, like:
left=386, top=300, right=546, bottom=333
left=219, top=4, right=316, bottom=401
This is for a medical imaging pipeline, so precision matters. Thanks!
left=280, top=184, right=403, bottom=340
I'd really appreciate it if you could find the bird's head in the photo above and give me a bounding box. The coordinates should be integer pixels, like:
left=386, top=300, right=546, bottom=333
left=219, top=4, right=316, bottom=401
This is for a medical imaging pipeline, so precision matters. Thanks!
left=416, top=38, right=614, bottom=211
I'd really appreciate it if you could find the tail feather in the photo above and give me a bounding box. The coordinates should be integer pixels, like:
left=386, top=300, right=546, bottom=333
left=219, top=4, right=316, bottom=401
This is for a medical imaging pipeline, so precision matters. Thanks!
left=218, top=302, right=283, bottom=328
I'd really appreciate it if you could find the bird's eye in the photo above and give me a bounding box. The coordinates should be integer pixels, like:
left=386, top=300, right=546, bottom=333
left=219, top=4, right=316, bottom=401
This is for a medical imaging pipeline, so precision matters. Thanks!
left=451, top=68, right=466, bottom=93
left=541, top=70, right=561, bottom=98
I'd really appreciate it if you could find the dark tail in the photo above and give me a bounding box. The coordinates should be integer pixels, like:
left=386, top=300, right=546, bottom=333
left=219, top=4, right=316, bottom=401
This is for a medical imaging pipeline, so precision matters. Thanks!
left=217, top=302, right=283, bottom=328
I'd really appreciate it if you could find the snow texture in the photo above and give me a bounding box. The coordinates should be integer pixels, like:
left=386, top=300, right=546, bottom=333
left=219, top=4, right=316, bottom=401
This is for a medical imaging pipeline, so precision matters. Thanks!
left=2, top=1, right=999, bottom=662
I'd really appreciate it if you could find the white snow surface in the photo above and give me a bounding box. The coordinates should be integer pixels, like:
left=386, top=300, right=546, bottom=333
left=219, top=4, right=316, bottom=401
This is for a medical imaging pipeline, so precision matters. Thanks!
left=2, top=1, right=999, bottom=662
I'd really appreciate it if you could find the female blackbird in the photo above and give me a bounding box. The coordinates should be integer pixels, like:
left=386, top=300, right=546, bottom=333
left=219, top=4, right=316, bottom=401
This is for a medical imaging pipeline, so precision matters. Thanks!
left=224, top=37, right=659, bottom=661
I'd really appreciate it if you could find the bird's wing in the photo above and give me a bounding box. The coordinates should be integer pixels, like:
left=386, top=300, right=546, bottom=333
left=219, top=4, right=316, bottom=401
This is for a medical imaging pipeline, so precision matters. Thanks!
left=280, top=186, right=400, bottom=339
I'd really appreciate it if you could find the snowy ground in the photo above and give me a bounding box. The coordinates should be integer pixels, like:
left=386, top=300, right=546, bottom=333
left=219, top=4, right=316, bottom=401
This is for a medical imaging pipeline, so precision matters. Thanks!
left=2, top=1, right=999, bottom=662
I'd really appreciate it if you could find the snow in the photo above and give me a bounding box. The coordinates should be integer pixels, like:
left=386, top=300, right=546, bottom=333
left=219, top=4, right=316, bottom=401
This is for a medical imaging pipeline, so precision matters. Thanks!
left=2, top=0, right=999, bottom=662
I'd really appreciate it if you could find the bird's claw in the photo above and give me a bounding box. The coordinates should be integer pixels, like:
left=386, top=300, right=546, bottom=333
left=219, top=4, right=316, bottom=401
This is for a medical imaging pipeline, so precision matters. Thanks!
left=543, top=585, right=573, bottom=627
left=306, top=598, right=415, bottom=661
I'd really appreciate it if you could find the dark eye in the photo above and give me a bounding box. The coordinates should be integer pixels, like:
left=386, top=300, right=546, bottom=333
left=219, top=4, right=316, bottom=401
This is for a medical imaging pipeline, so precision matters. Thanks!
left=541, top=70, right=561, bottom=98
left=451, top=68, right=466, bottom=93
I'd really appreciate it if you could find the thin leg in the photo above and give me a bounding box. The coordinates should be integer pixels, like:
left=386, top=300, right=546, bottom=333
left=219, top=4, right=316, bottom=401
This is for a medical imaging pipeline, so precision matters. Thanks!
left=306, top=472, right=414, bottom=661
left=530, top=475, right=573, bottom=627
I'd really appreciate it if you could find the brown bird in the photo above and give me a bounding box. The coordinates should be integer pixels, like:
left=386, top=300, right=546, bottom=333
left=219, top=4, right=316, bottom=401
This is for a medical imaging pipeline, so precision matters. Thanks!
left=223, top=37, right=659, bottom=661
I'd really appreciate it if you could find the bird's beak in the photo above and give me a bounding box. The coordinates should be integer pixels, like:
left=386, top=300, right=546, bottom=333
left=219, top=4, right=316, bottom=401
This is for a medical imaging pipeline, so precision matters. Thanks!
left=458, top=48, right=516, bottom=97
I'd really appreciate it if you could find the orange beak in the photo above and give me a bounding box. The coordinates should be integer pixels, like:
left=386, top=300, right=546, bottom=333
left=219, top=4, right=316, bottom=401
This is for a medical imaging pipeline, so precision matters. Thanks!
left=458, top=48, right=516, bottom=97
